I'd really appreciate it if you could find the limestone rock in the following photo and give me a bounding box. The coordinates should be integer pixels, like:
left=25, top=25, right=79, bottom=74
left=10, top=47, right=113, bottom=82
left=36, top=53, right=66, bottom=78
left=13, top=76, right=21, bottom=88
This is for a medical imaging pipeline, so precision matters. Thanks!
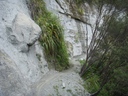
left=0, top=0, right=49, bottom=95
left=6, top=13, right=41, bottom=52
left=44, top=0, right=96, bottom=60
left=12, top=13, right=41, bottom=45
left=0, top=51, right=29, bottom=96
left=0, top=0, right=93, bottom=95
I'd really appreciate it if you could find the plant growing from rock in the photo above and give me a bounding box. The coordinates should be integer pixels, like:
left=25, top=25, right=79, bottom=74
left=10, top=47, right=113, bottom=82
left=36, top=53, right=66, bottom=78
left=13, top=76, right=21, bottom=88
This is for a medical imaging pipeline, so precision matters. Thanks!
left=28, top=0, right=69, bottom=71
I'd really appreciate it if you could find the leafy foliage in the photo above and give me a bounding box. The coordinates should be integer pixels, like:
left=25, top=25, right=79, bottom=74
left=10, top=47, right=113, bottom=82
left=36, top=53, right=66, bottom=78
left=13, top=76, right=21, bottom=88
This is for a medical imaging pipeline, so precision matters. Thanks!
left=81, top=1, right=128, bottom=96
left=29, top=0, right=69, bottom=71
left=84, top=75, right=100, bottom=93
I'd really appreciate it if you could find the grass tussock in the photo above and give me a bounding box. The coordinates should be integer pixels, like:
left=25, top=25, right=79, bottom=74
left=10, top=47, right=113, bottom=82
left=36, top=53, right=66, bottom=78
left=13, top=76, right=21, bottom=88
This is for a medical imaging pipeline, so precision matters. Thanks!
left=29, top=0, right=69, bottom=71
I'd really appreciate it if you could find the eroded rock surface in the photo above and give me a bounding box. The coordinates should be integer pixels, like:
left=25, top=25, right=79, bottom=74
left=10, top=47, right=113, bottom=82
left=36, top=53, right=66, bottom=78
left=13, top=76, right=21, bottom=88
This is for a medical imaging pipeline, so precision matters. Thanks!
left=7, top=12, right=41, bottom=52
left=0, top=0, right=48, bottom=95
left=0, top=51, right=29, bottom=96
left=0, top=0, right=90, bottom=96
left=44, top=0, right=97, bottom=59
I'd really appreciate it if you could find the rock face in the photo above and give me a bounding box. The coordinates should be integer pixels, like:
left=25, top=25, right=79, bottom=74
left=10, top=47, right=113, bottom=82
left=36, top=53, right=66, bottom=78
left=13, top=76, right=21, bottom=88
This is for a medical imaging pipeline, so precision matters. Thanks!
left=0, top=51, right=28, bottom=96
left=0, top=0, right=49, bottom=95
left=0, top=0, right=91, bottom=96
left=7, top=12, right=41, bottom=52
left=44, top=0, right=97, bottom=60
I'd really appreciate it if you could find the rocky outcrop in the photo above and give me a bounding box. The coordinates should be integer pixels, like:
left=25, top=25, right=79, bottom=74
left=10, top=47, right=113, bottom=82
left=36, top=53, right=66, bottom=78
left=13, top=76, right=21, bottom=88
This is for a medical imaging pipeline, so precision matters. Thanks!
left=44, top=0, right=97, bottom=60
left=0, top=0, right=91, bottom=96
left=7, top=12, right=41, bottom=52
left=0, top=0, right=49, bottom=95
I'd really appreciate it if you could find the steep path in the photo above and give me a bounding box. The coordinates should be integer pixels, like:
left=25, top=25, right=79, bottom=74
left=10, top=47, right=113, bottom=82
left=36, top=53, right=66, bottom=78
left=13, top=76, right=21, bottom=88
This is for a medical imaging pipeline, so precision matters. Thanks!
left=33, top=60, right=90, bottom=96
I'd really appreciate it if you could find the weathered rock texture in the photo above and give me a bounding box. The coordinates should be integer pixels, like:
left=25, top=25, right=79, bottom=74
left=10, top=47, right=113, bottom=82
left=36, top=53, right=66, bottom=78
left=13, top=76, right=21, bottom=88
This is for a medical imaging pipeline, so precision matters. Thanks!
left=35, top=69, right=89, bottom=96
left=0, top=0, right=48, bottom=95
left=0, top=0, right=90, bottom=96
left=44, top=0, right=97, bottom=60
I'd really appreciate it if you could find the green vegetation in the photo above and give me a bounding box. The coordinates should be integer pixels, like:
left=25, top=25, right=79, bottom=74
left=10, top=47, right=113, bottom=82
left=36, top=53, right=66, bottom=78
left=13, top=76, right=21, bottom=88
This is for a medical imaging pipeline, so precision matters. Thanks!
left=84, top=75, right=100, bottom=93
left=80, top=0, right=128, bottom=96
left=67, top=89, right=76, bottom=96
left=67, top=0, right=85, bottom=19
left=53, top=85, right=61, bottom=96
left=67, top=89, right=72, bottom=93
left=36, top=54, right=41, bottom=61
left=79, top=59, right=86, bottom=65
left=29, top=0, right=69, bottom=71
left=74, top=0, right=85, bottom=4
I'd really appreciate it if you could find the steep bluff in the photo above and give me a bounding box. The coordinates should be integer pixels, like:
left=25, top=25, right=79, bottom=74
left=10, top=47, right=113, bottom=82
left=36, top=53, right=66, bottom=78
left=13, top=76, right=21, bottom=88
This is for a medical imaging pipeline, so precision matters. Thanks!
left=0, top=0, right=95, bottom=96
left=0, top=0, right=48, bottom=95
left=44, top=0, right=97, bottom=60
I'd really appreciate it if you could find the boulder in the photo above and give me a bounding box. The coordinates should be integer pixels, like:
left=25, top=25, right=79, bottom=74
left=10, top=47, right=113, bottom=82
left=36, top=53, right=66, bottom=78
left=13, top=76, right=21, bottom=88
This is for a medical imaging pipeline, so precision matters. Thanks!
left=7, top=13, right=41, bottom=52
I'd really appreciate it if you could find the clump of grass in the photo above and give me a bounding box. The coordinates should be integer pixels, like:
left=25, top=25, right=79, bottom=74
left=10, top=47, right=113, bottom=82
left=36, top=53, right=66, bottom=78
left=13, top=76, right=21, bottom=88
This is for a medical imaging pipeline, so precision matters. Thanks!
left=79, top=59, right=86, bottom=65
left=67, top=0, right=85, bottom=22
left=28, top=0, right=69, bottom=71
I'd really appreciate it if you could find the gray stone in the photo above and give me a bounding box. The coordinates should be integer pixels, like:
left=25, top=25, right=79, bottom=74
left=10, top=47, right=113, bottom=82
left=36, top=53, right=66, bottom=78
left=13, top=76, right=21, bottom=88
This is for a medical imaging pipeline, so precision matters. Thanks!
left=0, top=0, right=49, bottom=95
left=0, top=51, right=29, bottom=96
left=12, top=13, right=41, bottom=46
left=6, top=12, right=41, bottom=52
left=19, top=43, right=29, bottom=52
left=44, top=0, right=96, bottom=60
left=0, top=0, right=99, bottom=95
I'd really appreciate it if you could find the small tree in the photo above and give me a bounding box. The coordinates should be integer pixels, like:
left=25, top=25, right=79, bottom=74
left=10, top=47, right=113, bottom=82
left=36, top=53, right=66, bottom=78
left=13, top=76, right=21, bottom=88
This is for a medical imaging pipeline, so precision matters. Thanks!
left=80, top=0, right=128, bottom=96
